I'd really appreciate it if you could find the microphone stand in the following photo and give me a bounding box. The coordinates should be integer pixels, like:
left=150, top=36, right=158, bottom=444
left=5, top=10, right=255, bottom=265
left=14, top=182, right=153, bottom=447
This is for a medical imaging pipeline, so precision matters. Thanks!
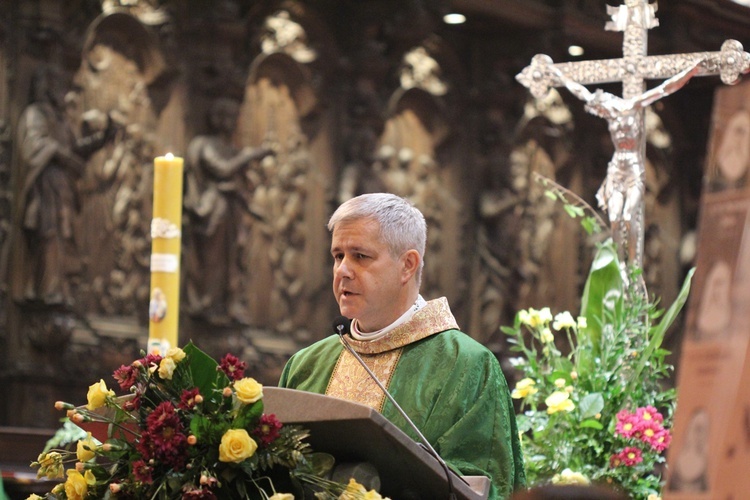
left=336, top=323, right=461, bottom=500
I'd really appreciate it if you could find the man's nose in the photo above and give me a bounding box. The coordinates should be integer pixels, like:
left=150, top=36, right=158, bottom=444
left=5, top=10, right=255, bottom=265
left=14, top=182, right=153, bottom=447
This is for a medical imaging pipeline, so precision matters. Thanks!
left=335, top=256, right=353, bottom=278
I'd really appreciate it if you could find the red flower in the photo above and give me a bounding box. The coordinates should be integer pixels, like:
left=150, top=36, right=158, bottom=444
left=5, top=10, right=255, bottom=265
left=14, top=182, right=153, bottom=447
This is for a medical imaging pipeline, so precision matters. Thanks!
left=179, top=388, right=201, bottom=410
left=182, top=486, right=217, bottom=500
left=124, top=392, right=142, bottom=411
left=141, top=402, right=188, bottom=469
left=139, top=353, right=164, bottom=369
left=636, top=405, right=664, bottom=424
left=636, top=419, right=662, bottom=444
left=649, top=428, right=672, bottom=452
left=610, top=446, right=643, bottom=468
left=113, top=364, right=138, bottom=391
left=253, top=413, right=283, bottom=446
left=218, top=354, right=247, bottom=381
left=132, top=459, right=153, bottom=484
left=615, top=410, right=638, bottom=439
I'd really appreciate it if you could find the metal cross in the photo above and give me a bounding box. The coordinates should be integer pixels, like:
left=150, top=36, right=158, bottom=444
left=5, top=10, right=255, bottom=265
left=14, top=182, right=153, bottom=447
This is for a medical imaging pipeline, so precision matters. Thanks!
left=516, top=0, right=750, bottom=290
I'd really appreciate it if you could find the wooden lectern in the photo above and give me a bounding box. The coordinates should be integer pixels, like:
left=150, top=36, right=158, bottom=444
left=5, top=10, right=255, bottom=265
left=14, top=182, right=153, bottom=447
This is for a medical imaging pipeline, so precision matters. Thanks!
left=263, top=387, right=489, bottom=500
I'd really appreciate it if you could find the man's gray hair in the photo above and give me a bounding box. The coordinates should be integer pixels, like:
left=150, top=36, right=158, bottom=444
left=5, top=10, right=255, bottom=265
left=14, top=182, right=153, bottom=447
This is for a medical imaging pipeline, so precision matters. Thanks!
left=328, top=193, right=426, bottom=283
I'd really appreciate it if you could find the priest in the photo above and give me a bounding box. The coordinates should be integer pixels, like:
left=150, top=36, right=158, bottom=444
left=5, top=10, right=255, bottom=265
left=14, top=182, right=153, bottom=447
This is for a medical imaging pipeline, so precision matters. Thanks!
left=279, top=192, right=526, bottom=499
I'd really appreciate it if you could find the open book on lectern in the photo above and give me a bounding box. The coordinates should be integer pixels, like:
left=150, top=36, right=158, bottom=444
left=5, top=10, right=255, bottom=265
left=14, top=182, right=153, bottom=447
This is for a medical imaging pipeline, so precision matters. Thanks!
left=263, top=387, right=490, bottom=500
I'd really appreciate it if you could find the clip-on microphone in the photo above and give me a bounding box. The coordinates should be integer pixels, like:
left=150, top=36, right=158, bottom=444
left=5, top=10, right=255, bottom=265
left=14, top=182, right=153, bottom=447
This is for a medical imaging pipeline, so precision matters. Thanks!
left=332, top=316, right=460, bottom=500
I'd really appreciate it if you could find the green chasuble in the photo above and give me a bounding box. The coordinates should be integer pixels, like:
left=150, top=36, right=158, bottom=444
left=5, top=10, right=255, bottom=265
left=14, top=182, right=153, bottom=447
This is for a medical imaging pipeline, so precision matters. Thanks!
left=279, top=298, right=526, bottom=500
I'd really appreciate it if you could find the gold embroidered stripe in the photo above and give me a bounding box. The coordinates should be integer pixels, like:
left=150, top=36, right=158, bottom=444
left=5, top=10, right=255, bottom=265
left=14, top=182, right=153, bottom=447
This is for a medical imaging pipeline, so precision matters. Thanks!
left=326, top=347, right=403, bottom=411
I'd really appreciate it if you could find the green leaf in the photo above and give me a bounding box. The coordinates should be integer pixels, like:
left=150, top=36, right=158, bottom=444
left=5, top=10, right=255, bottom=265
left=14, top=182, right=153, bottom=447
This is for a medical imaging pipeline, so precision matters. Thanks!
left=233, top=400, right=264, bottom=430
left=578, top=418, right=603, bottom=429
left=581, top=217, right=600, bottom=235
left=552, top=358, right=574, bottom=375
left=183, top=342, right=230, bottom=402
left=563, top=204, right=584, bottom=218
left=548, top=370, right=572, bottom=385
left=627, top=268, right=694, bottom=393
left=577, top=393, right=604, bottom=419
left=43, top=418, right=87, bottom=452
left=500, top=326, right=518, bottom=336
left=189, top=414, right=209, bottom=439
left=578, top=241, right=623, bottom=360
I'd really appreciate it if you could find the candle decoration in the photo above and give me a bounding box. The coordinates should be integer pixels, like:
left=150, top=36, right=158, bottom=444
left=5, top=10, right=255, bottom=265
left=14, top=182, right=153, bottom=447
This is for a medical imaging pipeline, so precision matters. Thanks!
left=148, top=153, right=184, bottom=354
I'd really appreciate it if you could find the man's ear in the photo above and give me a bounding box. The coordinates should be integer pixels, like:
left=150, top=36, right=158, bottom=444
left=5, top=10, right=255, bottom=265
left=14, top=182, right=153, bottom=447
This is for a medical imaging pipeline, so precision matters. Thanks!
left=401, top=249, right=420, bottom=284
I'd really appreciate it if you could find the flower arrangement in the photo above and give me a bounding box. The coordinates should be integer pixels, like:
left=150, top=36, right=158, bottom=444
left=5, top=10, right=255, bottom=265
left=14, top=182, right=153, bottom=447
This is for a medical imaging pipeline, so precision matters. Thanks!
left=28, top=342, right=388, bottom=500
left=503, top=177, right=693, bottom=500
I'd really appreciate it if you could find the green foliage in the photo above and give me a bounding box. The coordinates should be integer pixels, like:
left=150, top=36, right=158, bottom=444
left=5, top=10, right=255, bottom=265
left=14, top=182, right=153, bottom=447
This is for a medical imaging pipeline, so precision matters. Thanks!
left=43, top=419, right=88, bottom=453
left=503, top=176, right=693, bottom=499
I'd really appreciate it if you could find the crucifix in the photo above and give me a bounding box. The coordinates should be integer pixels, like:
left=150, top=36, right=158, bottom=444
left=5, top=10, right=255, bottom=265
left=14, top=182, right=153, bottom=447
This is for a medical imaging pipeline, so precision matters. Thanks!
left=516, top=0, right=750, bottom=292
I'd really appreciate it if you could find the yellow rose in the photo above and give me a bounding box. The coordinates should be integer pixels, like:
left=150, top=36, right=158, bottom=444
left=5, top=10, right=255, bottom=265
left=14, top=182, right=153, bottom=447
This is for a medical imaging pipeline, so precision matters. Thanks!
left=511, top=378, right=538, bottom=399
left=362, top=491, right=387, bottom=500
left=218, top=429, right=257, bottom=463
left=545, top=391, right=575, bottom=414
left=340, top=478, right=367, bottom=499
left=158, top=357, right=177, bottom=380
left=34, top=451, right=64, bottom=479
left=76, top=432, right=97, bottom=462
left=338, top=479, right=388, bottom=500
left=166, top=347, right=186, bottom=362
left=268, top=494, right=295, bottom=500
left=86, top=379, right=114, bottom=410
left=551, top=468, right=590, bottom=486
left=234, top=377, right=263, bottom=404
left=64, top=469, right=89, bottom=500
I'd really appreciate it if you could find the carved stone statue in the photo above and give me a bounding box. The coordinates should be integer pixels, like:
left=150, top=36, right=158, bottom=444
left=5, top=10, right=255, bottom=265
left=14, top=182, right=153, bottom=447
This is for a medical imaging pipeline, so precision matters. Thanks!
left=184, top=97, right=273, bottom=324
left=549, top=60, right=703, bottom=276
left=16, top=64, right=113, bottom=306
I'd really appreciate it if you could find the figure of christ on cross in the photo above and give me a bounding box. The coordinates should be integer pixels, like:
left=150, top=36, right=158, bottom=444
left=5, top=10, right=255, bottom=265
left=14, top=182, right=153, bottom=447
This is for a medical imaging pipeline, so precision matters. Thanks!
left=549, top=60, right=703, bottom=279
left=516, top=0, right=750, bottom=293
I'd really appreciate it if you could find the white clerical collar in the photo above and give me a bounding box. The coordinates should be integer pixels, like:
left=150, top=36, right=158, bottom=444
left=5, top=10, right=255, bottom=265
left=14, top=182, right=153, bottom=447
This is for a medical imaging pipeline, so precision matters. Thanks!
left=350, top=295, right=427, bottom=341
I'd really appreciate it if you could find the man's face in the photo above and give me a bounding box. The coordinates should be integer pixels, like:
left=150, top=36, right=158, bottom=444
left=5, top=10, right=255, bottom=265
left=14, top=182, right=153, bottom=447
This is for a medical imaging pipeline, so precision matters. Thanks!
left=331, top=217, right=408, bottom=332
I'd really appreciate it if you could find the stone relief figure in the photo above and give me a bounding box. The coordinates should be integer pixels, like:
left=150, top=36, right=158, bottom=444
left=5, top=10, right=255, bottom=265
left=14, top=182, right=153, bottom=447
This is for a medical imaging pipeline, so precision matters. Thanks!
left=266, top=132, right=309, bottom=334
left=337, top=77, right=387, bottom=203
left=16, top=64, right=113, bottom=306
left=549, top=61, right=703, bottom=276
left=261, top=10, right=317, bottom=63
left=471, top=85, right=588, bottom=355
left=100, top=122, right=155, bottom=316
left=374, top=90, right=460, bottom=302
left=185, top=97, right=273, bottom=325
left=75, top=27, right=162, bottom=316
left=68, top=9, right=173, bottom=318
left=238, top=65, right=324, bottom=336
